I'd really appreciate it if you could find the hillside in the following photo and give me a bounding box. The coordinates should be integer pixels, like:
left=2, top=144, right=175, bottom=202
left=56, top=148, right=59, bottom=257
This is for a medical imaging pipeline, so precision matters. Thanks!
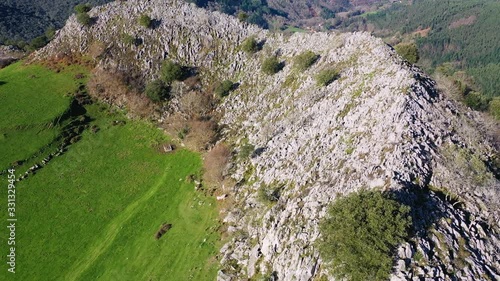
left=16, top=0, right=500, bottom=280
left=0, top=62, right=220, bottom=280
left=0, top=0, right=113, bottom=44
left=364, top=0, right=500, bottom=99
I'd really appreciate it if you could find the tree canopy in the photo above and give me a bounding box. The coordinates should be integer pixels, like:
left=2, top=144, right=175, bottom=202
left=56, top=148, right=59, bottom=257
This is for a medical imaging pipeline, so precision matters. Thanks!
left=318, top=190, right=412, bottom=281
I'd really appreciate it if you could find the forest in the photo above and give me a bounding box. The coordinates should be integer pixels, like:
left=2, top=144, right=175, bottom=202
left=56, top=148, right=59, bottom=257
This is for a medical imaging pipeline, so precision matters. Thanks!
left=0, top=0, right=112, bottom=46
left=365, top=0, right=500, bottom=99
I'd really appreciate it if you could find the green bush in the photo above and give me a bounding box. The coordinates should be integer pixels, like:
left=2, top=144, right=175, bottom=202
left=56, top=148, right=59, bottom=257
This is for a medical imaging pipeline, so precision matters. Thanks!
left=76, top=12, right=92, bottom=26
left=74, top=4, right=91, bottom=14
left=240, top=37, right=259, bottom=54
left=294, top=50, right=319, bottom=71
left=122, top=33, right=136, bottom=45
left=145, top=80, right=170, bottom=102
left=139, top=14, right=152, bottom=28
left=318, top=190, right=412, bottom=281
left=261, top=57, right=283, bottom=75
left=239, top=143, right=255, bottom=159
left=237, top=12, right=249, bottom=22
left=394, top=43, right=419, bottom=64
left=489, top=97, right=500, bottom=120
left=316, top=68, right=339, bottom=86
left=161, top=60, right=185, bottom=83
left=215, top=80, right=234, bottom=97
left=464, top=91, right=490, bottom=111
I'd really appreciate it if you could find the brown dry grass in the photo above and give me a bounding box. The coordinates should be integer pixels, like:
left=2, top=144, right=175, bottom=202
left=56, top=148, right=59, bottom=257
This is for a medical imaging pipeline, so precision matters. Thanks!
left=179, top=91, right=214, bottom=119
left=87, top=68, right=156, bottom=118
left=203, top=143, right=231, bottom=188
left=41, top=52, right=94, bottom=72
left=184, top=119, right=218, bottom=151
left=449, top=15, right=477, bottom=29
left=87, top=41, right=106, bottom=60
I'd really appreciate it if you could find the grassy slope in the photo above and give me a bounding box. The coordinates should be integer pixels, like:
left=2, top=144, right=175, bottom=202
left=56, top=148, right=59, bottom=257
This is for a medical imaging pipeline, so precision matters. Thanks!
left=0, top=62, right=83, bottom=170
left=0, top=63, right=219, bottom=280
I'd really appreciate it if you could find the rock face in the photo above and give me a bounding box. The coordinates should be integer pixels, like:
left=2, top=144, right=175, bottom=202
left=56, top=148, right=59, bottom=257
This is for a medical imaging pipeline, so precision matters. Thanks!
left=34, top=0, right=500, bottom=280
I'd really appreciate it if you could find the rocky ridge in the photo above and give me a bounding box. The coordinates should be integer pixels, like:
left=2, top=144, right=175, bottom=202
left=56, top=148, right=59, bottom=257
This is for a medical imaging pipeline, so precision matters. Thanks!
left=33, top=0, right=500, bottom=280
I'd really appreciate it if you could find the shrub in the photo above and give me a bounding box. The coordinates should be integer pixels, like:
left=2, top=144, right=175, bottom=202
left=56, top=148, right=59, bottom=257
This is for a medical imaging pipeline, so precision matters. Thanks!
left=488, top=97, right=500, bottom=120
left=203, top=143, right=231, bottom=185
left=139, top=14, right=152, bottom=28
left=261, top=57, right=283, bottom=75
left=122, top=33, right=136, bottom=45
left=161, top=60, right=185, bottom=83
left=76, top=12, right=92, bottom=26
left=464, top=91, right=490, bottom=111
left=87, top=69, right=155, bottom=118
left=237, top=12, right=249, bottom=22
left=74, top=4, right=91, bottom=13
left=316, top=68, right=339, bottom=86
left=183, top=120, right=217, bottom=151
left=29, top=35, right=49, bottom=50
left=215, top=80, right=234, bottom=97
left=294, top=50, right=319, bottom=71
left=179, top=91, right=213, bottom=119
left=145, top=79, right=170, bottom=102
left=318, top=190, right=412, bottom=281
left=239, top=143, right=255, bottom=159
left=394, top=43, right=419, bottom=64
left=241, top=37, right=259, bottom=54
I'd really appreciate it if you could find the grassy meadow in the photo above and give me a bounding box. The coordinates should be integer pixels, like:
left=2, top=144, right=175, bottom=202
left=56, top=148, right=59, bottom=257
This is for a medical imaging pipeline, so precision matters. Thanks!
left=0, top=62, right=220, bottom=280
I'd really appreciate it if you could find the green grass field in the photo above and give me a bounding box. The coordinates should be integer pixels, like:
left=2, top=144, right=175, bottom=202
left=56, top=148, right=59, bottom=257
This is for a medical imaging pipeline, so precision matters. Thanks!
left=0, top=62, right=84, bottom=170
left=0, top=63, right=220, bottom=280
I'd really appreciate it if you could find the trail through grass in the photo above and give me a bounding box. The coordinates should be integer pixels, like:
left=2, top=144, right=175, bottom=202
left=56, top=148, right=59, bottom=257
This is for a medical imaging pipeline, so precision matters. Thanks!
left=0, top=63, right=220, bottom=281
left=65, top=167, right=172, bottom=281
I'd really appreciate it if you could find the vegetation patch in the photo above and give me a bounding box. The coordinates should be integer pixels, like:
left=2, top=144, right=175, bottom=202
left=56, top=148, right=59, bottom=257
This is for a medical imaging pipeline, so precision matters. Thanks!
left=161, top=59, right=187, bottom=83
left=240, top=36, right=260, bottom=54
left=145, top=79, right=171, bottom=103
left=394, top=43, right=419, bottom=64
left=316, top=68, right=339, bottom=86
left=261, top=56, right=284, bottom=75
left=293, top=50, right=319, bottom=71
left=318, top=190, right=412, bottom=281
left=138, top=14, right=153, bottom=28
left=214, top=80, right=235, bottom=98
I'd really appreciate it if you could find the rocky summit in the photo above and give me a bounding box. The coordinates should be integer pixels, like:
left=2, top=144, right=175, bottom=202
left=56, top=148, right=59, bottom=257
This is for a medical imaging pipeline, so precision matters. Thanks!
left=34, top=0, right=499, bottom=280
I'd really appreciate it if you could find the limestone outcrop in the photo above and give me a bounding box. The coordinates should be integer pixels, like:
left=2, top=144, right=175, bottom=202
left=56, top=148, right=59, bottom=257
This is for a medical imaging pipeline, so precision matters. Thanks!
left=34, top=1, right=500, bottom=280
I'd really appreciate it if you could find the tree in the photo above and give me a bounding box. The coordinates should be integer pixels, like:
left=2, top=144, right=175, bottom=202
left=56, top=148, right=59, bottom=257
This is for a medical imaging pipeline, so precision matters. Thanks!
left=76, top=12, right=92, bottom=26
left=294, top=50, right=319, bottom=71
left=464, top=91, right=490, bottom=111
left=318, top=190, right=412, bottom=281
left=261, top=56, right=283, bottom=75
left=394, top=43, right=419, bottom=64
left=74, top=4, right=91, bottom=14
left=214, top=80, right=234, bottom=97
left=139, top=14, right=152, bottom=28
left=488, top=97, right=500, bottom=120
left=240, top=36, right=259, bottom=54
left=145, top=79, right=170, bottom=102
left=316, top=68, right=339, bottom=86
left=161, top=60, right=185, bottom=83
left=237, top=12, right=249, bottom=22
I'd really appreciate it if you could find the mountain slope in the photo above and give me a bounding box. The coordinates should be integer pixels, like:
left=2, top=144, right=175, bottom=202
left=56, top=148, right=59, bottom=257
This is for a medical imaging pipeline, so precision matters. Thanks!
left=32, top=0, right=500, bottom=280
left=0, top=0, right=113, bottom=43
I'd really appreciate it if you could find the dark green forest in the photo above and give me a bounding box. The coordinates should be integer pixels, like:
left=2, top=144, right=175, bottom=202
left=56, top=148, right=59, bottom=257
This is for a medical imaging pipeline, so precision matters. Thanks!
left=0, top=0, right=112, bottom=46
left=187, top=0, right=278, bottom=28
left=365, top=0, right=500, bottom=99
